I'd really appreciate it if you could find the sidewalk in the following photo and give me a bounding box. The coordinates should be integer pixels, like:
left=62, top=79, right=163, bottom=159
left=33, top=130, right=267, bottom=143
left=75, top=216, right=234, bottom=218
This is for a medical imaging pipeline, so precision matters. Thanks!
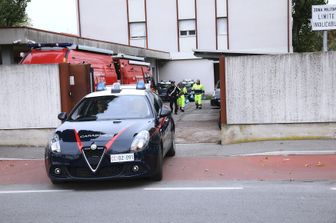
left=0, top=139, right=335, bottom=160
left=176, top=140, right=336, bottom=157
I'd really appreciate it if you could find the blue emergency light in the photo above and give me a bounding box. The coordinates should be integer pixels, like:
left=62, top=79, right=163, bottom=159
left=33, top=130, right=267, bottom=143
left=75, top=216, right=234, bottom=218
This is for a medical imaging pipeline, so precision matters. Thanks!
left=96, top=82, right=106, bottom=91
left=136, top=80, right=146, bottom=90
left=111, top=83, right=122, bottom=93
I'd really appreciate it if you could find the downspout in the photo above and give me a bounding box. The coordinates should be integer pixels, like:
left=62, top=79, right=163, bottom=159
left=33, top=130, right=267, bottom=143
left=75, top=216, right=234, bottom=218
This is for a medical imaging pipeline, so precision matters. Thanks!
left=219, top=54, right=227, bottom=144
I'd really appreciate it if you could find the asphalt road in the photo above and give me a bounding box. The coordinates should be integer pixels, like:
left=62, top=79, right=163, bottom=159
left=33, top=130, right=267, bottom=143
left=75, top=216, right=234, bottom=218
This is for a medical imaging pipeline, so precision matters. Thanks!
left=0, top=181, right=335, bottom=223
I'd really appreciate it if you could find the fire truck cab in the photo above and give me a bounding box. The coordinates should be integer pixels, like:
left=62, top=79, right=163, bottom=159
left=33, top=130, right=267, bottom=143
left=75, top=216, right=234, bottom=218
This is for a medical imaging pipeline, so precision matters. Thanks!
left=113, top=54, right=151, bottom=85
left=20, top=43, right=152, bottom=88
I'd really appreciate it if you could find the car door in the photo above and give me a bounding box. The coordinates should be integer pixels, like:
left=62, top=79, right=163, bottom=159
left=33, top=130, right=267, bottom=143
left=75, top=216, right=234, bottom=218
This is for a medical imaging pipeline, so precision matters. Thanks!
left=151, top=92, right=172, bottom=154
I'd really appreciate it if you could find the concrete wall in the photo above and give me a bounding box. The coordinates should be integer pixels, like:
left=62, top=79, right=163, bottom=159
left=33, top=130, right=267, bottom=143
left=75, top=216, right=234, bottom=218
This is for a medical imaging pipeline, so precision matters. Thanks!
left=0, top=64, right=61, bottom=146
left=222, top=52, right=336, bottom=144
left=226, top=52, right=336, bottom=124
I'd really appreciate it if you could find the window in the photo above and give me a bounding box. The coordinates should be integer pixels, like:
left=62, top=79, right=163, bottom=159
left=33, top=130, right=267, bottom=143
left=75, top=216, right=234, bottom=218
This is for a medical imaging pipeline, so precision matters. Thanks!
left=217, top=18, right=227, bottom=36
left=130, top=22, right=146, bottom=39
left=189, top=30, right=196, bottom=35
left=180, top=30, right=188, bottom=36
left=179, top=20, right=196, bottom=37
left=217, top=17, right=228, bottom=50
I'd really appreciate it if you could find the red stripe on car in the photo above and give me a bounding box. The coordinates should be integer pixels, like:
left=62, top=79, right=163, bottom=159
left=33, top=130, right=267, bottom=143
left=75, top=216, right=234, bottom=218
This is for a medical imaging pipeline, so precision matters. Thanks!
left=74, top=129, right=83, bottom=151
left=105, top=127, right=129, bottom=152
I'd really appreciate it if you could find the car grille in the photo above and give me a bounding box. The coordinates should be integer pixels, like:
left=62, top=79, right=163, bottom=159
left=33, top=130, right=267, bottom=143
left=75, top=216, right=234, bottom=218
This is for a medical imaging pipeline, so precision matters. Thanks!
left=82, top=146, right=105, bottom=171
left=68, top=166, right=123, bottom=178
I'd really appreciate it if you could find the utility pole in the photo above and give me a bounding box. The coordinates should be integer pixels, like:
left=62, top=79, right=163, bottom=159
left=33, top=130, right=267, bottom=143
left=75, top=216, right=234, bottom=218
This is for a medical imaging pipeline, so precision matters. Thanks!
left=323, top=31, right=328, bottom=52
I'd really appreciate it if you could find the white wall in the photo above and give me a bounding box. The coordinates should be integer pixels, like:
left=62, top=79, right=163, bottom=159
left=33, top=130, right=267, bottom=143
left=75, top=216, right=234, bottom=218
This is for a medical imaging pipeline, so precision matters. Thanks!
left=226, top=52, right=336, bottom=124
left=78, top=0, right=290, bottom=54
left=216, top=0, right=227, bottom=17
left=178, top=0, right=195, bottom=19
left=197, top=0, right=216, bottom=50
left=147, top=0, right=178, bottom=52
left=0, top=65, right=61, bottom=129
left=128, top=0, right=145, bottom=22
left=228, top=0, right=289, bottom=53
left=159, top=59, right=214, bottom=94
left=79, top=0, right=128, bottom=44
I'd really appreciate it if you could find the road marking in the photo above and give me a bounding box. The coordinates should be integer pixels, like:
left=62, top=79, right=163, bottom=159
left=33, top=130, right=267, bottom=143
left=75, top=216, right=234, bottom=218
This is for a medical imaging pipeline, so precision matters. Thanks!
left=144, top=187, right=243, bottom=191
left=239, top=150, right=336, bottom=156
left=0, top=158, right=44, bottom=161
left=331, top=188, right=336, bottom=191
left=0, top=190, right=71, bottom=194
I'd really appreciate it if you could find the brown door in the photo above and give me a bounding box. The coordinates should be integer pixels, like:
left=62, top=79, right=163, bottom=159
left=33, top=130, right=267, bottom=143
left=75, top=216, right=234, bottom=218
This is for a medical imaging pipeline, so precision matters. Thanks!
left=58, top=63, right=93, bottom=113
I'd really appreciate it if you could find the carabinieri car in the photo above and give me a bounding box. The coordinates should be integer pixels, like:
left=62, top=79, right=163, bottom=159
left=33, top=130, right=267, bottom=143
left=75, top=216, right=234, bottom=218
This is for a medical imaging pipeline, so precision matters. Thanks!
left=45, top=82, right=175, bottom=183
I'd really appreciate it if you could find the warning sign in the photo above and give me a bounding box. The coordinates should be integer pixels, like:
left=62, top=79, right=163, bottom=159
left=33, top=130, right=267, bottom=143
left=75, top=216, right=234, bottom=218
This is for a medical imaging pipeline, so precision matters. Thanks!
left=312, top=4, right=336, bottom=31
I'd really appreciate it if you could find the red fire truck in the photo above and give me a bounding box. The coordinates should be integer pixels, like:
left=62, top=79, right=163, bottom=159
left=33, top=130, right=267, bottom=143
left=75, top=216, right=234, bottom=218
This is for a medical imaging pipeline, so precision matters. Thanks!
left=20, top=43, right=152, bottom=87
left=113, top=53, right=152, bottom=85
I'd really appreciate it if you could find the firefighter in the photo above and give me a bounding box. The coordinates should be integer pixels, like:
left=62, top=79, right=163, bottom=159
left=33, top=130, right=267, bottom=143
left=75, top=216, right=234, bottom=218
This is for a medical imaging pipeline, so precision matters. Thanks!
left=177, top=82, right=187, bottom=112
left=166, top=80, right=180, bottom=114
left=191, top=79, right=205, bottom=109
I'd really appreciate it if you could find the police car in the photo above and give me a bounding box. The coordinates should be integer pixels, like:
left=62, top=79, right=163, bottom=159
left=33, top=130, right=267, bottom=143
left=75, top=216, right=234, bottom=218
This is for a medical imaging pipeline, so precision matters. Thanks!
left=45, top=82, right=175, bottom=183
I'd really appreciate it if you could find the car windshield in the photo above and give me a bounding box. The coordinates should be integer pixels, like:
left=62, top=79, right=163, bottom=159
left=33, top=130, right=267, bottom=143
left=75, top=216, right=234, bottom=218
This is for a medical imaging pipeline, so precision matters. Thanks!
left=69, top=95, right=152, bottom=121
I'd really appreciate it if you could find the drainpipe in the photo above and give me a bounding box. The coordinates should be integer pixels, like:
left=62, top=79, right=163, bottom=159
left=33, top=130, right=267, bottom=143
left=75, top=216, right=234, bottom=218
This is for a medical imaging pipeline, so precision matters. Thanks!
left=219, top=55, right=227, bottom=129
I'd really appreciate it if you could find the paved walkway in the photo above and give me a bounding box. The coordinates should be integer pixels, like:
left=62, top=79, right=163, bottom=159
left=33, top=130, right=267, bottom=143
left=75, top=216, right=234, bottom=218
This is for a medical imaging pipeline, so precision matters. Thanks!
left=174, top=100, right=221, bottom=144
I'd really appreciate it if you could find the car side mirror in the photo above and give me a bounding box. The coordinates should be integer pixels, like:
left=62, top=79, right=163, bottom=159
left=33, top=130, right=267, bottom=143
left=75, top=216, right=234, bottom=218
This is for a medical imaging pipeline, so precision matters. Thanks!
left=58, top=112, right=67, bottom=121
left=159, top=106, right=172, bottom=117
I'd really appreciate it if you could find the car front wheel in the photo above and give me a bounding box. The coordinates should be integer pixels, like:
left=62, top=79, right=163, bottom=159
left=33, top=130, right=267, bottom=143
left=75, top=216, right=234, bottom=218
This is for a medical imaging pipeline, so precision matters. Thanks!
left=151, top=145, right=163, bottom=181
left=166, top=132, right=176, bottom=157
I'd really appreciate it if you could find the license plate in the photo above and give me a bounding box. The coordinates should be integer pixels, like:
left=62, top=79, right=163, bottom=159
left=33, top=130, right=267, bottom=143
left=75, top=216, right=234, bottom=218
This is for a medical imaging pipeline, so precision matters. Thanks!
left=110, top=153, right=134, bottom=163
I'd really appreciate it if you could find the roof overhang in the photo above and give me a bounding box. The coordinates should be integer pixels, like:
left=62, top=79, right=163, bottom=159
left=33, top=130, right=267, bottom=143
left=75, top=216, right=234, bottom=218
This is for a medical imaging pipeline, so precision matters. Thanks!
left=0, top=27, right=171, bottom=60
left=193, top=49, right=281, bottom=60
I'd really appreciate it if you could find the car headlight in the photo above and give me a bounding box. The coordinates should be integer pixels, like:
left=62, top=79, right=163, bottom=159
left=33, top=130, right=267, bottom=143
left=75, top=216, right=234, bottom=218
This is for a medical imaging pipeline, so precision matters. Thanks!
left=49, top=134, right=61, bottom=153
left=131, top=130, right=149, bottom=152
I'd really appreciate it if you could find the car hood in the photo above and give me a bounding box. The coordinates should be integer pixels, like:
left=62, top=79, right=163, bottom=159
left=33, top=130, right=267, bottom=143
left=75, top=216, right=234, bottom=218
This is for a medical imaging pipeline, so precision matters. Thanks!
left=55, top=119, right=155, bottom=154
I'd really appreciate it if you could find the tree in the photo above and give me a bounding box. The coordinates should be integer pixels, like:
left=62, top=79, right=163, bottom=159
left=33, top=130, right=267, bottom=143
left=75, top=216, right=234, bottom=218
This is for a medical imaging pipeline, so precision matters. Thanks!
left=328, top=30, right=336, bottom=50
left=292, top=0, right=327, bottom=52
left=0, top=0, right=31, bottom=26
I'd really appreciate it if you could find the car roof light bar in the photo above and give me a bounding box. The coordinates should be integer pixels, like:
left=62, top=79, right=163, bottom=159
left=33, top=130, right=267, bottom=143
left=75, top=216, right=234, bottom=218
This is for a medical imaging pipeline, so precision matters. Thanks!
left=111, top=83, right=122, bottom=93
left=136, top=80, right=146, bottom=90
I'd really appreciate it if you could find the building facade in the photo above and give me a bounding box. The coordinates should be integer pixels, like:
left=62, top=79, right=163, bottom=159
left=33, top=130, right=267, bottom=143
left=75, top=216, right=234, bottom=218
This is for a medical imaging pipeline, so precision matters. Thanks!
left=78, top=0, right=292, bottom=92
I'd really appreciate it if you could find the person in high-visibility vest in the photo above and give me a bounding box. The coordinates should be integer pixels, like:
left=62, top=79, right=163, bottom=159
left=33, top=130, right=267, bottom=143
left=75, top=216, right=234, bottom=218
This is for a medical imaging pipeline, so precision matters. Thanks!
left=191, top=79, right=205, bottom=109
left=177, top=82, right=187, bottom=112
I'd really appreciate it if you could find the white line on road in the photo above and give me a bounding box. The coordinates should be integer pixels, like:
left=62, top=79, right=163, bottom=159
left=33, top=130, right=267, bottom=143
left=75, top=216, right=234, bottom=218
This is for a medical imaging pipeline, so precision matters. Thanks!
left=0, top=190, right=71, bottom=194
left=144, top=187, right=244, bottom=191
left=0, top=158, right=44, bottom=161
left=238, top=150, right=336, bottom=156
left=331, top=188, right=336, bottom=191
